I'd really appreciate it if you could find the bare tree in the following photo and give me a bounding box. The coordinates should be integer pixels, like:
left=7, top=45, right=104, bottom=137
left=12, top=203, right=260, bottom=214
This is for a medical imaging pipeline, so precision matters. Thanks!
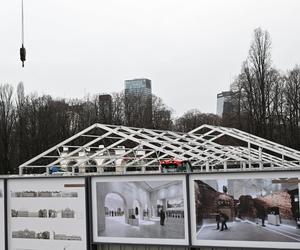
left=246, top=27, right=272, bottom=136
left=174, top=109, right=221, bottom=132
left=0, top=84, right=16, bottom=174
left=15, top=82, right=29, bottom=166
left=111, top=92, right=125, bottom=125
left=285, top=66, right=300, bottom=147
left=223, top=28, right=300, bottom=150
left=152, top=95, right=173, bottom=130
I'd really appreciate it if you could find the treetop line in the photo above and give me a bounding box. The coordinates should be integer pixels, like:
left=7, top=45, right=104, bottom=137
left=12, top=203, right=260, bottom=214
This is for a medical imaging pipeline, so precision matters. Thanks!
left=1, top=28, right=300, bottom=174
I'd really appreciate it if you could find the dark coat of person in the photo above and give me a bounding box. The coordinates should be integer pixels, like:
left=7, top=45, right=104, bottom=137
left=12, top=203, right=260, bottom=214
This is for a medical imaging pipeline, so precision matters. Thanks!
left=216, top=213, right=221, bottom=230
left=160, top=210, right=166, bottom=226
left=220, top=212, right=229, bottom=231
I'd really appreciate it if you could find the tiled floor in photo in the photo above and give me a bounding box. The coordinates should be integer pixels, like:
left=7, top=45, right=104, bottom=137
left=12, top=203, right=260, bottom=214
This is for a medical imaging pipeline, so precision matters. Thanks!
left=197, top=220, right=300, bottom=242
left=99, top=216, right=185, bottom=239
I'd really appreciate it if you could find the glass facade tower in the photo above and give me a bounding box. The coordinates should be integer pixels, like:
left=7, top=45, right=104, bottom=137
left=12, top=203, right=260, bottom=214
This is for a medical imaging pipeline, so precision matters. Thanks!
left=125, top=78, right=152, bottom=96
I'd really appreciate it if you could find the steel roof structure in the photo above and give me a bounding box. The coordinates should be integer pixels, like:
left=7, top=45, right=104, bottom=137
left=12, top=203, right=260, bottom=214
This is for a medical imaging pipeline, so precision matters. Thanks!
left=18, top=123, right=300, bottom=175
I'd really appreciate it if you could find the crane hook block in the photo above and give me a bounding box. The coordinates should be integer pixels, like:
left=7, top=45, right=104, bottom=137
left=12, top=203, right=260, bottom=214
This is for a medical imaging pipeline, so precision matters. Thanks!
left=20, top=45, right=26, bottom=67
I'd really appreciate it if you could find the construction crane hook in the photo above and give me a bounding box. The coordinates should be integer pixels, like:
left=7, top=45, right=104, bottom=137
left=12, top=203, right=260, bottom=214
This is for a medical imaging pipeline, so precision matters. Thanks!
left=20, top=0, right=26, bottom=67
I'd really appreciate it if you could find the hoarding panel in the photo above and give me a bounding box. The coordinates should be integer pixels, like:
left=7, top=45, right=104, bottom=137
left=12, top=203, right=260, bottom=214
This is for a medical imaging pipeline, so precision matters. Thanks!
left=190, top=171, right=300, bottom=249
left=7, top=177, right=87, bottom=250
left=92, top=175, right=189, bottom=245
left=0, top=179, right=5, bottom=250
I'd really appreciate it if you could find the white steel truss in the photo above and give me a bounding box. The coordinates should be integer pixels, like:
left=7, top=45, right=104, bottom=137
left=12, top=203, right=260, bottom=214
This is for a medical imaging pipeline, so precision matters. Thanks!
left=18, top=123, right=300, bottom=175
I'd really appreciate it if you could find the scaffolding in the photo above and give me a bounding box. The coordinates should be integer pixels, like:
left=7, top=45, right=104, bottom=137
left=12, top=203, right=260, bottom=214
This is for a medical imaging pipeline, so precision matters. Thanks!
left=18, top=123, right=300, bottom=175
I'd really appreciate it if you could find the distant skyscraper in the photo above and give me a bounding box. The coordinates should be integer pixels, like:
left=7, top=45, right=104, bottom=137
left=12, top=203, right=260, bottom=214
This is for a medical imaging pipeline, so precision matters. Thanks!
left=125, top=78, right=152, bottom=96
left=97, top=94, right=112, bottom=124
left=124, top=78, right=152, bottom=128
left=216, top=91, right=233, bottom=117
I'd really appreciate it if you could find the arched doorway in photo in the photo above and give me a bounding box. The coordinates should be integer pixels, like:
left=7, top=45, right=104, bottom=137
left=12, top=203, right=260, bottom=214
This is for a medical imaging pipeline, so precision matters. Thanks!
left=105, top=193, right=126, bottom=220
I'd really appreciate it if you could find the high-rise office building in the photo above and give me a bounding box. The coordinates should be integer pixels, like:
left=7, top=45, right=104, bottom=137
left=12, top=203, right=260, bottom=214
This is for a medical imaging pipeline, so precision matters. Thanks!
left=97, top=94, right=113, bottom=124
left=124, top=78, right=152, bottom=128
left=216, top=91, right=234, bottom=117
left=124, top=78, right=152, bottom=96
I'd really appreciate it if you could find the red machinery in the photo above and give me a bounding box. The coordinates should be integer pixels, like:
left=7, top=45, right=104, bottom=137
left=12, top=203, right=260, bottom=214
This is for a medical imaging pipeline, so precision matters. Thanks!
left=160, top=159, right=192, bottom=173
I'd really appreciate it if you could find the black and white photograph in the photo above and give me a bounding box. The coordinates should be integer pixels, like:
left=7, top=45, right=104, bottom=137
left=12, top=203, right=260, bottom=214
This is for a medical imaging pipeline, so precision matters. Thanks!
left=7, top=178, right=87, bottom=250
left=12, top=229, right=82, bottom=241
left=11, top=190, right=78, bottom=198
left=11, top=207, right=76, bottom=219
left=190, top=173, right=300, bottom=249
left=92, top=175, right=189, bottom=245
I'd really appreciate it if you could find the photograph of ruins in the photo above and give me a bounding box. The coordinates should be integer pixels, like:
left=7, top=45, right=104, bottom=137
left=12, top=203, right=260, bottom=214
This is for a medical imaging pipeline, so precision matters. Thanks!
left=194, top=178, right=300, bottom=242
left=95, top=179, right=186, bottom=240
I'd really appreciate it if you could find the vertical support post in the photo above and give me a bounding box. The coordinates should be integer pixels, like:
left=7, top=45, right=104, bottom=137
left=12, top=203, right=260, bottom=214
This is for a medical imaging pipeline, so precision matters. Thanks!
left=205, top=162, right=209, bottom=172
left=248, top=141, right=251, bottom=168
left=4, top=178, right=8, bottom=250
left=97, top=165, right=103, bottom=174
left=259, top=147, right=263, bottom=170
left=185, top=174, right=192, bottom=247
left=46, top=167, right=50, bottom=175
left=19, top=167, right=23, bottom=176
left=223, top=161, right=227, bottom=171
left=85, top=176, right=95, bottom=250
left=242, top=162, right=246, bottom=170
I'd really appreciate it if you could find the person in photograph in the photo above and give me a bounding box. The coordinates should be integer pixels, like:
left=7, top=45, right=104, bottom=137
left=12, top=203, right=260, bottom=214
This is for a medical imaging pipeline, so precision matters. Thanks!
left=160, top=207, right=166, bottom=226
left=255, top=204, right=266, bottom=227
left=220, top=212, right=229, bottom=231
left=236, top=202, right=242, bottom=219
left=260, top=207, right=266, bottom=227
left=216, top=211, right=221, bottom=230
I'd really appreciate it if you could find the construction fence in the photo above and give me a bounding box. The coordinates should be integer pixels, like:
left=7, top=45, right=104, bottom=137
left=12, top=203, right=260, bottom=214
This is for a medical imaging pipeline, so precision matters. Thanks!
left=1, top=170, right=300, bottom=250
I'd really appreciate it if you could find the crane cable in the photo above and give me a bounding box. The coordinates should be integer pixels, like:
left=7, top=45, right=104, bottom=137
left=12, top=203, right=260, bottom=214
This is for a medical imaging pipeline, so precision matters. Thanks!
left=20, top=0, right=26, bottom=67
left=22, top=0, right=24, bottom=45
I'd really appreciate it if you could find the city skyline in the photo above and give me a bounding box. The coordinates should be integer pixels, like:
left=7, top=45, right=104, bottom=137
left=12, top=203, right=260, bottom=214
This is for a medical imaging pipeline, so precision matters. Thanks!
left=1, top=0, right=300, bottom=115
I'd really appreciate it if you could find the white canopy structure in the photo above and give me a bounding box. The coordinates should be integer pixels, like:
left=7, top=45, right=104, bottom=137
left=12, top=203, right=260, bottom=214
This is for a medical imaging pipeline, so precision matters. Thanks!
left=18, top=123, right=300, bottom=175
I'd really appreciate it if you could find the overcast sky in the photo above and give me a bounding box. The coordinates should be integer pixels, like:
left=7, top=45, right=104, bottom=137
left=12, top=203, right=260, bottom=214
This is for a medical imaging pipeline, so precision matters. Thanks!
left=0, top=0, right=300, bottom=116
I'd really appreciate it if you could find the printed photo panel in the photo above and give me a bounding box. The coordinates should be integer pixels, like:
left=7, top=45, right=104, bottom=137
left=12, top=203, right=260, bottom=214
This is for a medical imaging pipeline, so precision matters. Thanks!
left=92, top=174, right=189, bottom=245
left=190, top=171, right=300, bottom=249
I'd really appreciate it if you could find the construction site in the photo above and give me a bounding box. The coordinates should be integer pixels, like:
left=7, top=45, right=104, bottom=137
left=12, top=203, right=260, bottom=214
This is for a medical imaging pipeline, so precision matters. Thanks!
left=18, top=123, right=300, bottom=176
